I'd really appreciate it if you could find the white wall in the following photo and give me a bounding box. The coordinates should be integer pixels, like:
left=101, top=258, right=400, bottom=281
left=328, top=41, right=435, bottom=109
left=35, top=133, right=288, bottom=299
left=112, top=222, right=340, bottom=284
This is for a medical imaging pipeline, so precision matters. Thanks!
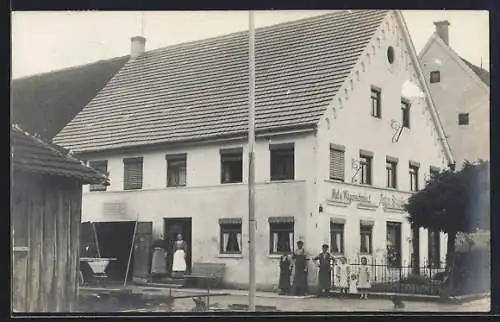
left=420, top=38, right=490, bottom=165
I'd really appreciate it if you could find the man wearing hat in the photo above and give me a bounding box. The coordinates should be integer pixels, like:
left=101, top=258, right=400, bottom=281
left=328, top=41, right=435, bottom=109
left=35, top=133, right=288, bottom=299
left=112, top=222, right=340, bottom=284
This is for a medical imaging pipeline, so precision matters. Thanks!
left=313, top=244, right=333, bottom=297
left=291, top=240, right=308, bottom=296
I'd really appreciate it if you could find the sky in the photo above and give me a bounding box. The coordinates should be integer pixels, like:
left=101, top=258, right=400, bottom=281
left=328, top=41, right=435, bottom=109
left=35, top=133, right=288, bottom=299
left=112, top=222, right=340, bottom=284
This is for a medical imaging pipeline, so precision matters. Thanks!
left=11, top=10, right=490, bottom=79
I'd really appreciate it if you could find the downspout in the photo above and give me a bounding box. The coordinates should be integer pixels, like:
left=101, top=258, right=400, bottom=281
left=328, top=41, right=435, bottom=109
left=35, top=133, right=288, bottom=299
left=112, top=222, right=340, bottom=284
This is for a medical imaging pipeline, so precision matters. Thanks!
left=395, top=11, right=455, bottom=165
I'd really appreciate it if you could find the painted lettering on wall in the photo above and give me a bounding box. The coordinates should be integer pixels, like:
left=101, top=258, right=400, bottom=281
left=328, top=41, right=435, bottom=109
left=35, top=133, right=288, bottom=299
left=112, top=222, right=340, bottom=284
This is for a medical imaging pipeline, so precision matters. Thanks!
left=330, top=188, right=407, bottom=210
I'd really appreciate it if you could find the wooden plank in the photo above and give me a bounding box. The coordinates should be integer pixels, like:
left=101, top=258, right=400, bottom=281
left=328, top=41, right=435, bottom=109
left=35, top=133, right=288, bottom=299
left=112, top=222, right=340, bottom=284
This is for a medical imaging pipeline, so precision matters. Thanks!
left=68, top=184, right=82, bottom=312
left=11, top=185, right=28, bottom=312
left=27, top=184, right=42, bottom=312
left=41, top=182, right=56, bottom=312
left=54, top=185, right=65, bottom=311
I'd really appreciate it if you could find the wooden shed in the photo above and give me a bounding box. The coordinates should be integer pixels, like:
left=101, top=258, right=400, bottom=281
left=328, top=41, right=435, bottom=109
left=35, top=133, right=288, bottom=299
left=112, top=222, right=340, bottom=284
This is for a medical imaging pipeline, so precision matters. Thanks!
left=11, top=124, right=108, bottom=312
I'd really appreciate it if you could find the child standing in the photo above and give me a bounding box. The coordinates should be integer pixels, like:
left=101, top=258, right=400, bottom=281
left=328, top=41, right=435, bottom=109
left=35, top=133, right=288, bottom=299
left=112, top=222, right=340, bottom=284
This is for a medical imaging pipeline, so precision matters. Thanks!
left=357, top=256, right=371, bottom=299
left=336, top=257, right=350, bottom=295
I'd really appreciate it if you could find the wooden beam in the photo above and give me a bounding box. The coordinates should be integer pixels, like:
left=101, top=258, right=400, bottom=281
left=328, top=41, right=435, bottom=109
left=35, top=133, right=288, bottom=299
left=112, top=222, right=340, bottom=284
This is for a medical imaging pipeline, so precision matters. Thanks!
left=41, top=182, right=56, bottom=312
left=27, top=184, right=42, bottom=312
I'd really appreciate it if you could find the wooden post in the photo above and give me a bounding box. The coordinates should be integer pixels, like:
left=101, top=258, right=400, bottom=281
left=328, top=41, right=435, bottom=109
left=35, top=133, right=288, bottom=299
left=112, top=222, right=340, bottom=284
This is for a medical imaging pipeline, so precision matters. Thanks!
left=247, top=9, right=256, bottom=313
left=124, top=216, right=139, bottom=287
left=92, top=222, right=101, bottom=258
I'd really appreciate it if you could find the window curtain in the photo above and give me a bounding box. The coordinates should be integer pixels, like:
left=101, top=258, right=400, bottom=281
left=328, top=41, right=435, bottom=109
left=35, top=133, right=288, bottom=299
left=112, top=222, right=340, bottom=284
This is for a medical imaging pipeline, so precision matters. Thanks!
left=288, top=232, right=293, bottom=252
left=364, top=235, right=370, bottom=252
left=273, top=233, right=278, bottom=253
left=236, top=233, right=242, bottom=252
left=335, top=232, right=341, bottom=252
left=223, top=233, right=229, bottom=252
left=179, top=165, right=186, bottom=186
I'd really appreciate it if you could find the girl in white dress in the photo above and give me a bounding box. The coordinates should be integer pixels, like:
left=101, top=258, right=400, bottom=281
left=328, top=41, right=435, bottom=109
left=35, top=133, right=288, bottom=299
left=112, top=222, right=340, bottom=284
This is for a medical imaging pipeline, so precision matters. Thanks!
left=172, top=233, right=187, bottom=278
left=357, top=256, right=371, bottom=299
left=336, top=257, right=350, bottom=295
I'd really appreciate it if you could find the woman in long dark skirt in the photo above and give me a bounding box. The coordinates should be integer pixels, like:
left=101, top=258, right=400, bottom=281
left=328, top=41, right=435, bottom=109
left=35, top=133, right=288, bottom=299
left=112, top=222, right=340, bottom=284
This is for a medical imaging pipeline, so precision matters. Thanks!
left=313, top=244, right=333, bottom=297
left=292, top=241, right=308, bottom=296
left=278, top=250, right=293, bottom=295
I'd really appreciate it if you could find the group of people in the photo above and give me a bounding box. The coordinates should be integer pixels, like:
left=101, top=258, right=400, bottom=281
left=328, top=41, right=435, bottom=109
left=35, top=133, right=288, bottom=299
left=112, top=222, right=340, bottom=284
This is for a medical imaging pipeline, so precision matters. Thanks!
left=151, top=233, right=188, bottom=278
left=278, top=241, right=371, bottom=299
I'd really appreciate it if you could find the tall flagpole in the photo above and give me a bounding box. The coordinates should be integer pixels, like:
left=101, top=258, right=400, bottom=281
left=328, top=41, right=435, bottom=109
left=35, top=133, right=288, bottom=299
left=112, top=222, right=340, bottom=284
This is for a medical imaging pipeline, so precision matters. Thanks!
left=248, top=10, right=256, bottom=313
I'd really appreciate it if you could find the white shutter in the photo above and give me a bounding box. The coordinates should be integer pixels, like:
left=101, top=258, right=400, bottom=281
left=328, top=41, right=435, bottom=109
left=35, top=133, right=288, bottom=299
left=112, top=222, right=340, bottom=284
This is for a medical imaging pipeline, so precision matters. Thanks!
left=330, top=149, right=345, bottom=181
left=236, top=233, right=242, bottom=252
left=223, top=233, right=229, bottom=252
left=273, top=233, right=278, bottom=253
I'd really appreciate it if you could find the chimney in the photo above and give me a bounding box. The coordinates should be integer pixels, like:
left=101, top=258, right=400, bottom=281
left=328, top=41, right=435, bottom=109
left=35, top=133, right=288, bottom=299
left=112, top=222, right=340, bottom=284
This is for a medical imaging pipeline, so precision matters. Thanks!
left=130, top=36, right=146, bottom=58
left=434, top=20, right=450, bottom=46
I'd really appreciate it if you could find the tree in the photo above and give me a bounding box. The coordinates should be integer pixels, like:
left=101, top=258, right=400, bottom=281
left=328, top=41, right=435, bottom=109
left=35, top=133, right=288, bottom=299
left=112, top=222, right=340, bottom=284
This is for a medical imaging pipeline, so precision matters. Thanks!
left=404, top=160, right=489, bottom=295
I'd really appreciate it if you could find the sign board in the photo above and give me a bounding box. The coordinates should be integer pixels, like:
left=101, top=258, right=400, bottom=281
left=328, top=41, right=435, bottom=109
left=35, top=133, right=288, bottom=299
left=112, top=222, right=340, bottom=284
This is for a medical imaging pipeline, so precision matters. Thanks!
left=329, top=188, right=408, bottom=211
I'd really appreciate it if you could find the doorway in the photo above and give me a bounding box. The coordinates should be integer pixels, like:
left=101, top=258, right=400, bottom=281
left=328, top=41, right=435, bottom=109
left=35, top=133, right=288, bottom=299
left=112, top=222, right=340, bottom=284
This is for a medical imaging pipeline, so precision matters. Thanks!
left=163, top=217, right=192, bottom=275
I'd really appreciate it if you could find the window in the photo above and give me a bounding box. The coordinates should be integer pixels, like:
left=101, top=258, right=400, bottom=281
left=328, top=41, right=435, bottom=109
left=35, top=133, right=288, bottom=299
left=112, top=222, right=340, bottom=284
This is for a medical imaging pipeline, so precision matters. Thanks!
left=89, top=160, right=108, bottom=191
left=430, top=71, right=440, bottom=83
left=409, top=162, right=419, bottom=192
left=401, top=99, right=411, bottom=128
left=166, top=154, right=187, bottom=187
left=411, top=225, right=420, bottom=268
left=330, top=222, right=345, bottom=254
left=219, top=219, right=242, bottom=254
left=429, top=166, right=440, bottom=182
left=428, top=230, right=441, bottom=268
left=387, top=46, right=395, bottom=64
left=458, top=113, right=469, bottom=125
left=270, top=143, right=294, bottom=181
left=269, top=218, right=294, bottom=254
left=123, top=157, right=143, bottom=190
left=386, top=159, right=397, bottom=189
left=329, top=145, right=345, bottom=181
left=220, top=149, right=243, bottom=184
left=360, top=224, right=373, bottom=254
left=370, top=87, right=382, bottom=118
left=386, top=222, right=402, bottom=267
left=359, top=153, right=372, bottom=185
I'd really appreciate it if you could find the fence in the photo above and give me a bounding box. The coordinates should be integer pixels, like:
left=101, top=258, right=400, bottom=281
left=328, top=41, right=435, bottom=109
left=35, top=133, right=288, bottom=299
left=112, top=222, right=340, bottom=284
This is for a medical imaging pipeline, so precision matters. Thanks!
left=343, top=258, right=446, bottom=295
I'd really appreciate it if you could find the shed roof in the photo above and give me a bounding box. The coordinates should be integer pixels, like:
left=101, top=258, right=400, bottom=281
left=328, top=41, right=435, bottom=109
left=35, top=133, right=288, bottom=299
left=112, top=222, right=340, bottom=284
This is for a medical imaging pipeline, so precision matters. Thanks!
left=54, top=10, right=389, bottom=153
left=460, top=57, right=490, bottom=87
left=11, top=124, right=109, bottom=184
left=11, top=56, right=129, bottom=141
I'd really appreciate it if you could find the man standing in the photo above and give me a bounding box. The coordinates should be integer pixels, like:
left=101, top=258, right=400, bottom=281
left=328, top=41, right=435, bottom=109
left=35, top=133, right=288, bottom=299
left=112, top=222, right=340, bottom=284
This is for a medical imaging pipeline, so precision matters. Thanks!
left=292, top=241, right=308, bottom=296
left=313, top=244, right=333, bottom=297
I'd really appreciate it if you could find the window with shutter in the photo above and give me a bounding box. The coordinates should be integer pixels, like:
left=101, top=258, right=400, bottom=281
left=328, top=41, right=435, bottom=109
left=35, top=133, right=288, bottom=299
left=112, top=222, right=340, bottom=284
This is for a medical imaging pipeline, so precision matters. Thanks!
left=89, top=160, right=108, bottom=191
left=166, top=154, right=187, bottom=187
left=330, top=148, right=345, bottom=181
left=124, top=157, right=143, bottom=190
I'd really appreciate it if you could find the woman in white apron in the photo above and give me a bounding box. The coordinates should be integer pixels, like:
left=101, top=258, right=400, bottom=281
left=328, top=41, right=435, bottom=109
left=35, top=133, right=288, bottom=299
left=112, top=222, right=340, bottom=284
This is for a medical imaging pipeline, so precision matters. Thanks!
left=172, top=233, right=187, bottom=278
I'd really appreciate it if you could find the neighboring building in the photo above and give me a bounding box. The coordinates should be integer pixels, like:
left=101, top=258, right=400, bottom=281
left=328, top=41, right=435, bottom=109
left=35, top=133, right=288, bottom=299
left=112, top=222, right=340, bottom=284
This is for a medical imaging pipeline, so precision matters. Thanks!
left=11, top=124, right=108, bottom=312
left=11, top=56, right=129, bottom=141
left=54, top=10, right=454, bottom=291
left=419, top=21, right=490, bottom=165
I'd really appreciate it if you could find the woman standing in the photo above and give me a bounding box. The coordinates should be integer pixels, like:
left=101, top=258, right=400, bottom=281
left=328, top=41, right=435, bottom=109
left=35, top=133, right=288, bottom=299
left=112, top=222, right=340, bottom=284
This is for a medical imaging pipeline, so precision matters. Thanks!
left=313, top=244, right=333, bottom=297
left=292, top=241, right=309, bottom=296
left=278, top=250, right=293, bottom=295
left=336, top=257, right=350, bottom=295
left=357, top=256, right=371, bottom=299
left=172, top=233, right=188, bottom=278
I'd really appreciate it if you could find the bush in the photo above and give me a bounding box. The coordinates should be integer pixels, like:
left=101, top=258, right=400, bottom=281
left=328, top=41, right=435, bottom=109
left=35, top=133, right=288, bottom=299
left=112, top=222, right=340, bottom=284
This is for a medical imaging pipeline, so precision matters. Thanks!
left=452, top=246, right=490, bottom=295
left=399, top=274, right=431, bottom=285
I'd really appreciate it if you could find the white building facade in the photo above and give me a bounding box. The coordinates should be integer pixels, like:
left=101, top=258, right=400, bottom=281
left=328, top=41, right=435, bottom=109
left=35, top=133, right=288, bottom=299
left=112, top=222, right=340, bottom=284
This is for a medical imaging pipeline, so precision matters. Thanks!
left=55, top=10, right=453, bottom=291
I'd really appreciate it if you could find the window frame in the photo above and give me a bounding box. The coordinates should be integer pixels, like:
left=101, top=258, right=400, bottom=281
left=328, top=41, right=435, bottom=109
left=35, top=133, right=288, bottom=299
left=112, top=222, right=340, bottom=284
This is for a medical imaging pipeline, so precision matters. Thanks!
left=386, top=160, right=397, bottom=189
left=220, top=149, right=243, bottom=184
left=386, top=221, right=402, bottom=267
left=359, top=224, right=373, bottom=255
left=359, top=154, right=373, bottom=185
left=166, top=154, right=187, bottom=187
left=269, top=221, right=294, bottom=255
left=330, top=222, right=345, bottom=254
left=270, top=143, right=295, bottom=181
left=329, top=145, right=345, bottom=181
left=409, top=163, right=419, bottom=192
left=219, top=222, right=243, bottom=255
left=89, top=160, right=108, bottom=192
left=401, top=99, right=411, bottom=129
left=123, top=157, right=143, bottom=190
left=430, top=71, right=441, bottom=83
left=458, top=113, right=469, bottom=125
left=370, top=87, right=382, bottom=118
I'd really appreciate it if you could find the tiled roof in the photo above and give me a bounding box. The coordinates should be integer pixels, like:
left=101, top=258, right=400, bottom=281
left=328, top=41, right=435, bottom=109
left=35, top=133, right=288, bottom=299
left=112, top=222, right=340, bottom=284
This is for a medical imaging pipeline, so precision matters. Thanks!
left=460, top=57, right=490, bottom=87
left=54, top=10, right=389, bottom=153
left=12, top=56, right=129, bottom=141
left=11, top=124, right=109, bottom=184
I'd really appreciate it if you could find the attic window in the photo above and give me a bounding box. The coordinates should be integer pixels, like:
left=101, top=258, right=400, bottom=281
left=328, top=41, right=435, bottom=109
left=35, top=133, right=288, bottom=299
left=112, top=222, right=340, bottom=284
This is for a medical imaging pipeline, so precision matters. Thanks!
left=430, top=71, right=441, bottom=83
left=458, top=113, right=469, bottom=125
left=387, top=46, right=395, bottom=64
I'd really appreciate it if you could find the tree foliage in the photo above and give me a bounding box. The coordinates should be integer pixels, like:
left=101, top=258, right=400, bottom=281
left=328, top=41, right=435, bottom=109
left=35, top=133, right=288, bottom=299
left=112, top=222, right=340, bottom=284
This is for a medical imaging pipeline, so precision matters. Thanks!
left=404, top=160, right=490, bottom=235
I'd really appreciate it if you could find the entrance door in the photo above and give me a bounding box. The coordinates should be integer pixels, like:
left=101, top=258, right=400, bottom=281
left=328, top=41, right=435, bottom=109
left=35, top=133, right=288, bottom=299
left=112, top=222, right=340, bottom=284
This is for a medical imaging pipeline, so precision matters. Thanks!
left=132, top=222, right=153, bottom=283
left=164, top=218, right=192, bottom=275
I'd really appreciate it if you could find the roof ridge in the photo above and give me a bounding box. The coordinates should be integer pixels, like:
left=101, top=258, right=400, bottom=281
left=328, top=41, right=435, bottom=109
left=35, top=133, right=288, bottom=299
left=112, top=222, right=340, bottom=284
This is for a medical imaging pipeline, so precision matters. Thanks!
left=141, top=10, right=386, bottom=57
left=12, top=54, right=130, bottom=81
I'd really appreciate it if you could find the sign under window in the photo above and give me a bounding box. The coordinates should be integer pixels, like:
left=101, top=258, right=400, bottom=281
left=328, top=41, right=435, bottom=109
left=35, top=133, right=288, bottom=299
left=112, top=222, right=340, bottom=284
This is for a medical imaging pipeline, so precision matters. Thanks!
left=220, top=150, right=243, bottom=184
left=270, top=144, right=294, bottom=181
left=166, top=154, right=187, bottom=187
left=330, top=223, right=344, bottom=254
left=269, top=221, right=294, bottom=254
left=123, top=157, right=143, bottom=190
left=220, top=220, right=242, bottom=254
